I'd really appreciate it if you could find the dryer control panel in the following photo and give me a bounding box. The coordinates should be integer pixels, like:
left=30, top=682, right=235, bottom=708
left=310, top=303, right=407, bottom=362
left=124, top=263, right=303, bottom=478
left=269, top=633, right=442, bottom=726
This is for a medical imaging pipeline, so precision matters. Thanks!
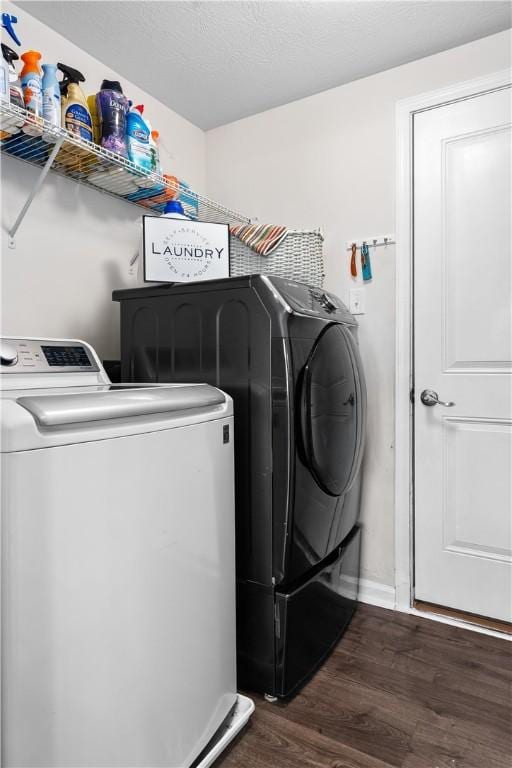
left=269, top=277, right=356, bottom=324
left=0, top=338, right=99, bottom=373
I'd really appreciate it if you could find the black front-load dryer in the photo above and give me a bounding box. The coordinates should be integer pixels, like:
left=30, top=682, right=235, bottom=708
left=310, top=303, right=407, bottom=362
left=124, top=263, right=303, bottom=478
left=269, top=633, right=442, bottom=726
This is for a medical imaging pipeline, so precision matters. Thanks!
left=113, top=275, right=366, bottom=698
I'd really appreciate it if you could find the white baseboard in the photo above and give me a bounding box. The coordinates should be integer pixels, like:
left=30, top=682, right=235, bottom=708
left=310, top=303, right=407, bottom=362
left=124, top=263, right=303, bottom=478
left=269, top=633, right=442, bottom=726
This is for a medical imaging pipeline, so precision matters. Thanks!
left=357, top=578, right=396, bottom=610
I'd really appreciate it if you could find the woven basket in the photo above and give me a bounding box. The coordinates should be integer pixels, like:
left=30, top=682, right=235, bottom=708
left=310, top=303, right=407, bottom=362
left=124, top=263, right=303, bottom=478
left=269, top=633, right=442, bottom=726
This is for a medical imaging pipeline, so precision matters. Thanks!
left=229, top=229, right=324, bottom=287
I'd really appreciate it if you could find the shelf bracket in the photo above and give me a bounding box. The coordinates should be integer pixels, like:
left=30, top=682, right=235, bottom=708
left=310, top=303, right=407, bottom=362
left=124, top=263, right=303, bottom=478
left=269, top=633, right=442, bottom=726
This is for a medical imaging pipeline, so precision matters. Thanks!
left=8, top=136, right=65, bottom=248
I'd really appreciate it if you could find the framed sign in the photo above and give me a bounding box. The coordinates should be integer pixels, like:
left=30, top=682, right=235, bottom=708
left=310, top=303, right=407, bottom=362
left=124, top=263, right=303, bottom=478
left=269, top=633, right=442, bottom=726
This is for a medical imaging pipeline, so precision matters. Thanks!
left=143, top=216, right=230, bottom=283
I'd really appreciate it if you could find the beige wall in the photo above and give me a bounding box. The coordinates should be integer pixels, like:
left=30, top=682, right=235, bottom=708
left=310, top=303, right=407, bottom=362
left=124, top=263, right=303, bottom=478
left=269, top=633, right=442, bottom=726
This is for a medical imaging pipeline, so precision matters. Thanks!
left=206, top=30, right=512, bottom=587
left=1, top=1, right=206, bottom=359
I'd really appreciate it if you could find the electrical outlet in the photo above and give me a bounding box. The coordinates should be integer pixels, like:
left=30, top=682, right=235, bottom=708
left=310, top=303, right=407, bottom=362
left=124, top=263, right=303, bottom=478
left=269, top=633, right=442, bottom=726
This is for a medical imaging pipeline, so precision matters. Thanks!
left=349, top=288, right=365, bottom=315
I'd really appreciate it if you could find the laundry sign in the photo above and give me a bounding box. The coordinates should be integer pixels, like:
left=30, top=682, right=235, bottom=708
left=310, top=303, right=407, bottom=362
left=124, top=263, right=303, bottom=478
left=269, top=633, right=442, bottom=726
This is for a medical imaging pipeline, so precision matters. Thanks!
left=143, top=216, right=230, bottom=283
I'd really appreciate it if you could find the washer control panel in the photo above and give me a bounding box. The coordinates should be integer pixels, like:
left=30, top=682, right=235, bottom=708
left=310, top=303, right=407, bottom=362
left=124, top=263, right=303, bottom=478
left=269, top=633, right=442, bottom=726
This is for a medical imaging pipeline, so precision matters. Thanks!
left=0, top=339, right=99, bottom=373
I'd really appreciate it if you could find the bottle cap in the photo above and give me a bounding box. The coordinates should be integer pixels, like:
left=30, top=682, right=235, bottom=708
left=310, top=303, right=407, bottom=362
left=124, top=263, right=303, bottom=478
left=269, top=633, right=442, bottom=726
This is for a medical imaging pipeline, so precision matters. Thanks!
left=101, top=79, right=123, bottom=93
left=151, top=130, right=159, bottom=140
left=21, top=50, right=41, bottom=66
left=163, top=200, right=185, bottom=215
left=135, top=104, right=144, bottom=114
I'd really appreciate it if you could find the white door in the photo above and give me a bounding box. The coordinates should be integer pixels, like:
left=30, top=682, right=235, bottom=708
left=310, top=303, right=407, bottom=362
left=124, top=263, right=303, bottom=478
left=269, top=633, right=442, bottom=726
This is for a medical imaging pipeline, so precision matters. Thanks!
left=413, top=86, right=512, bottom=623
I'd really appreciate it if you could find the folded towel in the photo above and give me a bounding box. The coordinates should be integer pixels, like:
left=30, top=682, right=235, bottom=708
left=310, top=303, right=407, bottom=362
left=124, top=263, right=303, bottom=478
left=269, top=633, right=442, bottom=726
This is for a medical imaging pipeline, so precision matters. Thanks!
left=230, top=223, right=289, bottom=256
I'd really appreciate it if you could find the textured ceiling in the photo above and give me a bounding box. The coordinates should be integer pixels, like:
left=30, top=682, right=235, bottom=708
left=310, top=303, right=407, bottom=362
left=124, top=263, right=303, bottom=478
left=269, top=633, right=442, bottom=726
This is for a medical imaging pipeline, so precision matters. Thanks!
left=16, top=1, right=512, bottom=130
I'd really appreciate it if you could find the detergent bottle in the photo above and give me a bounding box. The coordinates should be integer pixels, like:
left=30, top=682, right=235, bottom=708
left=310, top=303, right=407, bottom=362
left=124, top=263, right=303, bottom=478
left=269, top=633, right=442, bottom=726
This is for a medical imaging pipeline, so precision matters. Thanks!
left=57, top=63, right=93, bottom=142
left=0, top=44, right=10, bottom=139
left=87, top=94, right=100, bottom=143
left=41, top=63, right=60, bottom=141
left=0, top=44, right=24, bottom=137
left=96, top=79, right=128, bottom=157
left=0, top=42, right=8, bottom=101
left=149, top=129, right=163, bottom=176
left=126, top=103, right=152, bottom=172
left=2, top=45, right=24, bottom=109
left=20, top=50, right=43, bottom=136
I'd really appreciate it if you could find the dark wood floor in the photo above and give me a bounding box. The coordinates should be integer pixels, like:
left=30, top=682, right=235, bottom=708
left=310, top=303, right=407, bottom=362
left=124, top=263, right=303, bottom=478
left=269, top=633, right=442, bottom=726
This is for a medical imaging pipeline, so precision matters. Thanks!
left=217, top=603, right=512, bottom=768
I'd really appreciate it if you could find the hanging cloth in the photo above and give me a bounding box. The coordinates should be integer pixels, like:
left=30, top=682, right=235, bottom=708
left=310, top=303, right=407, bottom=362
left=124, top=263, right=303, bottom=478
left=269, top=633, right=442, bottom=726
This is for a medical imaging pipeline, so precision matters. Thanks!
left=361, top=242, right=372, bottom=281
left=230, top=223, right=289, bottom=256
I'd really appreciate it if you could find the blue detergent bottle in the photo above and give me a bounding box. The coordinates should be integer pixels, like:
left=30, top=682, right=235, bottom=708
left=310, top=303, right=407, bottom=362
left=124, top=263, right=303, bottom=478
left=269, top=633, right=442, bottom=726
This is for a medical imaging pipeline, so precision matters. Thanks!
left=126, top=103, right=152, bottom=172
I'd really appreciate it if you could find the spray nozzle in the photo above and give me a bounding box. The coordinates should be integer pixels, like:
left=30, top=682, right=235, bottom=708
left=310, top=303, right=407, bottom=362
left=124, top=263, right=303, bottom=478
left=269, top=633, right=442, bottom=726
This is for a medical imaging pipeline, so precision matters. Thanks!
left=1, top=13, right=21, bottom=47
left=1, top=43, right=19, bottom=65
left=57, top=62, right=86, bottom=95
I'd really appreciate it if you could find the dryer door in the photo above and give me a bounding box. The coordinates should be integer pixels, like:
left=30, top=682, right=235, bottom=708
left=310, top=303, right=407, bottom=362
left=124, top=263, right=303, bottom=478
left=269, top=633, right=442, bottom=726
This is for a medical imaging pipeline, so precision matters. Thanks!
left=300, top=323, right=364, bottom=497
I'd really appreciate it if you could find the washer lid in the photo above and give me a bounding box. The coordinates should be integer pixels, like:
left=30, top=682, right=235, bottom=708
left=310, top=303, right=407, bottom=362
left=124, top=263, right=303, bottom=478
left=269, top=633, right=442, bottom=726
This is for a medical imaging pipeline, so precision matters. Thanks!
left=17, top=384, right=225, bottom=427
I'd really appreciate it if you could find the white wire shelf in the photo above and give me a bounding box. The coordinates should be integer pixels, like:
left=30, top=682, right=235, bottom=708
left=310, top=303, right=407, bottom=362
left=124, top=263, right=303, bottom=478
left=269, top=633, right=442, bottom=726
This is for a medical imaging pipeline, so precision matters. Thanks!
left=0, top=101, right=250, bottom=239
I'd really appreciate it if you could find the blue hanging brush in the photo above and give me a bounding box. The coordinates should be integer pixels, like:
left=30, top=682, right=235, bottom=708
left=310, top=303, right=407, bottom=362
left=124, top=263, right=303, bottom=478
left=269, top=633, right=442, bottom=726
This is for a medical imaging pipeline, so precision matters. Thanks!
left=361, top=242, right=372, bottom=282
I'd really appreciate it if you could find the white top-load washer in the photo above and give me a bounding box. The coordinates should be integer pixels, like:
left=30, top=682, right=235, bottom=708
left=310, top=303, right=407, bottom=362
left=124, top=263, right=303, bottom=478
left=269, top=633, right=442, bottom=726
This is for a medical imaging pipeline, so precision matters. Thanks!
left=0, top=337, right=253, bottom=768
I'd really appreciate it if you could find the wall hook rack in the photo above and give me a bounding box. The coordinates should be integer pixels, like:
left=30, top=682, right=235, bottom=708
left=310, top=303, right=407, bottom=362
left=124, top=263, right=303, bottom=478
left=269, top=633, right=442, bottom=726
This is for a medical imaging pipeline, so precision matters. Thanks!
left=346, top=234, right=396, bottom=251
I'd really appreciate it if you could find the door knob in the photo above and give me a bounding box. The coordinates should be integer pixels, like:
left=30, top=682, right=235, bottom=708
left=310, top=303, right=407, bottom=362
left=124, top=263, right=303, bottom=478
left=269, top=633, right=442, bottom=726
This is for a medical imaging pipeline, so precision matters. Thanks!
left=420, top=389, right=455, bottom=407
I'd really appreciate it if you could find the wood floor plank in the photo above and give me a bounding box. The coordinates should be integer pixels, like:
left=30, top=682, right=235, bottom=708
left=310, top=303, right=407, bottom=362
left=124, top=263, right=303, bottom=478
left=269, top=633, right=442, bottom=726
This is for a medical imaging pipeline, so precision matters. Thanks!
left=351, top=607, right=512, bottom=676
left=430, top=652, right=512, bottom=706
left=334, top=628, right=437, bottom=685
left=220, top=705, right=394, bottom=768
left=215, top=604, right=512, bottom=768
left=327, top=645, right=511, bottom=734
left=345, top=609, right=512, bottom=704
left=276, top=660, right=423, bottom=766
left=402, top=718, right=512, bottom=768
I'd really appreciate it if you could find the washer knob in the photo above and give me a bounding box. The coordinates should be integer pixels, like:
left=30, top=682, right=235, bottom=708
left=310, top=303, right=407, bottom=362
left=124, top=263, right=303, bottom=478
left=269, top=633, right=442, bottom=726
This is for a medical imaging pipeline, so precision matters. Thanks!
left=0, top=342, right=18, bottom=367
